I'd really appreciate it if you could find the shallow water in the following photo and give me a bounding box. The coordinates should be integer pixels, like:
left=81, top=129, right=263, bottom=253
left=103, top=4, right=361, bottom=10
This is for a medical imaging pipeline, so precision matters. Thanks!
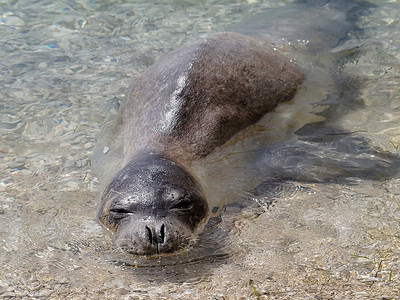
left=1, top=0, right=400, bottom=298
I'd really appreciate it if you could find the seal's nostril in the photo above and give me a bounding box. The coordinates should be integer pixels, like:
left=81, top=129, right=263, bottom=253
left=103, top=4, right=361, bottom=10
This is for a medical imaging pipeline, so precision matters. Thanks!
left=159, top=224, right=165, bottom=244
left=145, top=224, right=165, bottom=245
left=145, top=225, right=153, bottom=244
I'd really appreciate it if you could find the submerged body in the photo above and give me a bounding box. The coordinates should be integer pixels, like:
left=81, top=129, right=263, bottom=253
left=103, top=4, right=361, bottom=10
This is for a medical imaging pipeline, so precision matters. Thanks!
left=97, top=32, right=304, bottom=256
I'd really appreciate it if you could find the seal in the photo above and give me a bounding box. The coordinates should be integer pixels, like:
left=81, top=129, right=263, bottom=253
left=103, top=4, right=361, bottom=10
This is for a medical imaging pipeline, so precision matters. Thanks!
left=97, top=32, right=305, bottom=256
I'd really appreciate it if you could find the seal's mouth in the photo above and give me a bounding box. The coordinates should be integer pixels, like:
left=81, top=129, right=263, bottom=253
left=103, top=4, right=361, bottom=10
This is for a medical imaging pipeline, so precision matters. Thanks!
left=116, top=234, right=198, bottom=258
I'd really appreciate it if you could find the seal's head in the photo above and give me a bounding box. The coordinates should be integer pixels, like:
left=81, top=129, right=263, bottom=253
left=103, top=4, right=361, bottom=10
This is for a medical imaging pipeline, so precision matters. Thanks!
left=97, top=153, right=209, bottom=257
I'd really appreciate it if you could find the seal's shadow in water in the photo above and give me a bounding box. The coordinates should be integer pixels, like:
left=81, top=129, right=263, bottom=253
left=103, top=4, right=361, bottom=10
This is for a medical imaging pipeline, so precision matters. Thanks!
left=256, top=77, right=400, bottom=185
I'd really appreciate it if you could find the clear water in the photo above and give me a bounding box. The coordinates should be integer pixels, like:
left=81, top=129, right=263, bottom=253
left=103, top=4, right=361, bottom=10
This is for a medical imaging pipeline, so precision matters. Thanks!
left=1, top=0, right=400, bottom=298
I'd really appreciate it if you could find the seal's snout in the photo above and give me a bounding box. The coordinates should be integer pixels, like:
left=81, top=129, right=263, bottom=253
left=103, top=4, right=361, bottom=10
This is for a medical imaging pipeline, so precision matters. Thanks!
left=145, top=223, right=165, bottom=245
left=114, top=219, right=193, bottom=256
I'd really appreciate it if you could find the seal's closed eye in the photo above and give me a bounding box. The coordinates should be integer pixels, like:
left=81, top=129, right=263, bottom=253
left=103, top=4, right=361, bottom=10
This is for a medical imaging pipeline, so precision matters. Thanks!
left=109, top=208, right=132, bottom=216
left=170, top=200, right=194, bottom=210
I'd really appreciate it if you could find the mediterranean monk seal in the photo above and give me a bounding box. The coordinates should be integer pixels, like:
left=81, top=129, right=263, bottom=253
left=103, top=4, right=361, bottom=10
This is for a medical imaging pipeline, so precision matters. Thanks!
left=96, top=32, right=305, bottom=256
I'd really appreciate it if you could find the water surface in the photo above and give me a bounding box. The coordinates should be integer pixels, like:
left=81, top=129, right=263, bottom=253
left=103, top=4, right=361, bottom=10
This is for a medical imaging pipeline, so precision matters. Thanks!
left=1, top=0, right=400, bottom=298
